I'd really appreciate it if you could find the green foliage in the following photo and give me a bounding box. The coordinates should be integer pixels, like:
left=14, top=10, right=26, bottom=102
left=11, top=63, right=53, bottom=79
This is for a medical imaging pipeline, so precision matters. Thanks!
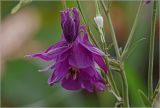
left=138, top=90, right=152, bottom=107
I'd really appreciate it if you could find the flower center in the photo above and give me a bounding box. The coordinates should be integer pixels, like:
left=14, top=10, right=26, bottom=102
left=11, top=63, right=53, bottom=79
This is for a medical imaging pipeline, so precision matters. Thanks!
left=66, top=67, right=79, bottom=80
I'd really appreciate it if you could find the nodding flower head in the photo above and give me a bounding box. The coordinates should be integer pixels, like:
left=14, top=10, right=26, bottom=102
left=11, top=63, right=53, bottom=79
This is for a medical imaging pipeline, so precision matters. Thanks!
left=61, top=8, right=80, bottom=43
left=26, top=8, right=109, bottom=92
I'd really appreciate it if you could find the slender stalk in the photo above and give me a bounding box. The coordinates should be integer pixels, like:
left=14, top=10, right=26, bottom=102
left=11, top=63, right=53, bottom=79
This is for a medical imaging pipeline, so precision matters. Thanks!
left=148, top=0, right=157, bottom=100
left=100, top=0, right=120, bottom=58
left=76, top=0, right=100, bottom=48
left=95, top=0, right=106, bottom=47
left=95, top=0, right=120, bottom=98
left=77, top=1, right=121, bottom=99
left=95, top=0, right=100, bottom=15
left=104, top=57, right=120, bottom=97
left=100, top=1, right=129, bottom=107
left=121, top=0, right=143, bottom=60
left=119, top=63, right=129, bottom=107
left=76, top=0, right=87, bottom=25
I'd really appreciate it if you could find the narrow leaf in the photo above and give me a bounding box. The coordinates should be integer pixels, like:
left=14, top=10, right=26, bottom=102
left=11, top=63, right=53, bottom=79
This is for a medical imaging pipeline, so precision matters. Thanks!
left=122, top=37, right=146, bottom=60
left=152, top=81, right=160, bottom=102
left=138, top=90, right=152, bottom=107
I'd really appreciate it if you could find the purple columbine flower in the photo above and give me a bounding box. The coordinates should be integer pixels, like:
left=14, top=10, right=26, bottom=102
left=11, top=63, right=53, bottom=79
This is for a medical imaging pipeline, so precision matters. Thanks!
left=26, top=8, right=108, bottom=92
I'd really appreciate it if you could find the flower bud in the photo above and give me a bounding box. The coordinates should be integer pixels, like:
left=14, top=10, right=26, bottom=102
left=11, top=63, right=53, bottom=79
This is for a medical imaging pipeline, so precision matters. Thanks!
left=94, top=15, right=104, bottom=28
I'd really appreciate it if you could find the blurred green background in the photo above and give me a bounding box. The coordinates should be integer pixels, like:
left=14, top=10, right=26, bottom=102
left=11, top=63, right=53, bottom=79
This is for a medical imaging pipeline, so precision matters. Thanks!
left=1, top=0, right=159, bottom=107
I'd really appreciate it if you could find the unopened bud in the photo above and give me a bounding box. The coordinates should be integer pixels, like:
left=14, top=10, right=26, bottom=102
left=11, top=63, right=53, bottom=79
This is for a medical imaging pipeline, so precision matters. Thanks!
left=94, top=15, right=104, bottom=28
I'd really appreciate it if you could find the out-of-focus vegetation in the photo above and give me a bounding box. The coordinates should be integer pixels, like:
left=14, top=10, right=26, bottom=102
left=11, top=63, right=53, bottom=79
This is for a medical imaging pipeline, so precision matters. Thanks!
left=1, top=1, right=159, bottom=107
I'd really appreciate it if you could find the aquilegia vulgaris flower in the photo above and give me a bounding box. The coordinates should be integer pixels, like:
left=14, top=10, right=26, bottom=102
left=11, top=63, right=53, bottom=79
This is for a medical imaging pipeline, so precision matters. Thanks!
left=26, top=8, right=108, bottom=92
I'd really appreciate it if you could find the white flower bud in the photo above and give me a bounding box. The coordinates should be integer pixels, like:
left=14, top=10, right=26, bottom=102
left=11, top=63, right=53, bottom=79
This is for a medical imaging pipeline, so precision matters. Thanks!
left=94, top=15, right=104, bottom=28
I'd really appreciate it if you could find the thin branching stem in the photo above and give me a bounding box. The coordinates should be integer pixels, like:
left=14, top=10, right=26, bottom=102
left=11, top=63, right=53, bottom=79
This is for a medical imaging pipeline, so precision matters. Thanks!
left=100, top=1, right=120, bottom=58
left=77, top=1, right=121, bottom=100
left=148, top=0, right=158, bottom=100
left=100, top=1, right=129, bottom=107
left=95, top=0, right=120, bottom=98
left=76, top=0, right=100, bottom=48
left=119, top=63, right=129, bottom=107
left=151, top=81, right=160, bottom=103
left=104, top=57, right=121, bottom=98
left=121, top=0, right=143, bottom=60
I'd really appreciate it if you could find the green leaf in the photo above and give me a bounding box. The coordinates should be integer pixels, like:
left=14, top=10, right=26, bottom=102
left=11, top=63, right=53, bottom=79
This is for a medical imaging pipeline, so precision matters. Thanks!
left=138, top=90, right=152, bottom=107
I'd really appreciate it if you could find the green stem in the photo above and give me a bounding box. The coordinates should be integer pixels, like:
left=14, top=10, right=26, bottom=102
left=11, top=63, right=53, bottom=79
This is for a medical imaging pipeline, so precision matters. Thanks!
left=121, top=0, right=143, bottom=60
left=104, top=57, right=120, bottom=98
left=76, top=0, right=87, bottom=25
left=76, top=0, right=100, bottom=48
left=151, top=81, right=160, bottom=103
left=148, top=0, right=157, bottom=100
left=120, top=64, right=129, bottom=107
left=77, top=1, right=121, bottom=100
left=100, top=0, right=120, bottom=58
left=101, top=1, right=129, bottom=107
left=95, top=0, right=120, bottom=98
left=95, top=0, right=100, bottom=15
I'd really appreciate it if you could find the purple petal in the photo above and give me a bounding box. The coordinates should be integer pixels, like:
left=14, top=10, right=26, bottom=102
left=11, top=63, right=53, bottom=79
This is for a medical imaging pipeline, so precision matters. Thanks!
left=72, top=8, right=80, bottom=40
left=80, top=25, right=89, bottom=42
left=45, top=41, right=67, bottom=53
left=25, top=53, right=54, bottom=61
left=80, top=42, right=105, bottom=56
left=81, top=81, right=94, bottom=92
left=25, top=41, right=69, bottom=61
left=38, top=63, right=55, bottom=72
left=47, top=45, right=69, bottom=55
left=48, top=60, right=69, bottom=85
left=80, top=66, right=97, bottom=77
left=94, top=73, right=106, bottom=91
left=95, top=82, right=106, bottom=91
left=61, top=76, right=81, bottom=90
left=61, top=8, right=80, bottom=43
left=69, top=43, right=93, bottom=68
left=93, top=54, right=108, bottom=73
left=55, top=49, right=70, bottom=64
left=78, top=68, right=95, bottom=92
